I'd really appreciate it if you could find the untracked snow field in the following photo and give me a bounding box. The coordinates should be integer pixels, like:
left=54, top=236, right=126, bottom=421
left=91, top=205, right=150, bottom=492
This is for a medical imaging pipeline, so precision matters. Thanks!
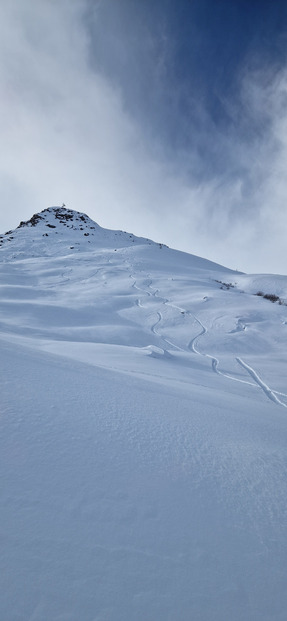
left=1, top=208, right=287, bottom=620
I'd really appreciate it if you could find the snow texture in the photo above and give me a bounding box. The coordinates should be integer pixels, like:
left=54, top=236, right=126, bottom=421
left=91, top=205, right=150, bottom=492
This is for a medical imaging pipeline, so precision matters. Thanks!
left=1, top=207, right=287, bottom=620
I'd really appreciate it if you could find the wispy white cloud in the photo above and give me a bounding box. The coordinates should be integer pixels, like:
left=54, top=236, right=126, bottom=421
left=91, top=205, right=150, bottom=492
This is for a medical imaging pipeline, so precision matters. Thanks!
left=203, top=62, right=287, bottom=272
left=0, top=0, right=286, bottom=273
left=0, top=1, right=188, bottom=246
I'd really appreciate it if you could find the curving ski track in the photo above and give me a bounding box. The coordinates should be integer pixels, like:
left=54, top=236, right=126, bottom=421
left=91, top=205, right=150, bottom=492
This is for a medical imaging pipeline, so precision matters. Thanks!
left=129, top=268, right=287, bottom=408
left=236, top=357, right=287, bottom=408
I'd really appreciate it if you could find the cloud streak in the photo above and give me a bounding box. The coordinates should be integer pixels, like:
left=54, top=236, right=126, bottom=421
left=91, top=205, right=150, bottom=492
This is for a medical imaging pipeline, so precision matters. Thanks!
left=0, top=0, right=286, bottom=273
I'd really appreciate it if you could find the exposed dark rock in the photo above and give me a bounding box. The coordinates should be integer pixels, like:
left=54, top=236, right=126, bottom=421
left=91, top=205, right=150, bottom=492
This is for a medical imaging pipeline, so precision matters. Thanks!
left=17, top=214, right=44, bottom=228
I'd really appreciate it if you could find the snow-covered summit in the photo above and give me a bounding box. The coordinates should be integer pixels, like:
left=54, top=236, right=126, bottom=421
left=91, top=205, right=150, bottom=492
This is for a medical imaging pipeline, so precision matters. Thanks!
left=17, top=205, right=101, bottom=231
left=0, top=206, right=237, bottom=279
left=0, top=206, right=162, bottom=260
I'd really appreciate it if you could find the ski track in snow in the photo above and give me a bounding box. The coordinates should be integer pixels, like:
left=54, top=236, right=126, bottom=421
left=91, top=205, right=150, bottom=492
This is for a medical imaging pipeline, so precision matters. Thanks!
left=188, top=315, right=257, bottom=386
left=129, top=268, right=287, bottom=408
left=131, top=270, right=256, bottom=384
left=189, top=317, right=287, bottom=406
left=236, top=357, right=287, bottom=408
left=131, top=274, right=187, bottom=353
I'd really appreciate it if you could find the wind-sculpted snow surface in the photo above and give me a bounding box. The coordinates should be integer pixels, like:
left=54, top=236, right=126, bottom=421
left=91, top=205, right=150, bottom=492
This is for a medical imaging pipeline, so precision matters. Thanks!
left=1, top=207, right=287, bottom=620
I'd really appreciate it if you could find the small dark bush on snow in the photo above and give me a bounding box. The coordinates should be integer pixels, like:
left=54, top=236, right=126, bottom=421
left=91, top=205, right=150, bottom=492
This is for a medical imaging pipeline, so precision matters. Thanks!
left=255, top=291, right=285, bottom=305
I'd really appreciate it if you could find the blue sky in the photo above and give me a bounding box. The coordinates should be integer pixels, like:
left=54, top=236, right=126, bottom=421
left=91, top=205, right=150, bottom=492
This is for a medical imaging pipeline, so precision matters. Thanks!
left=1, top=0, right=287, bottom=273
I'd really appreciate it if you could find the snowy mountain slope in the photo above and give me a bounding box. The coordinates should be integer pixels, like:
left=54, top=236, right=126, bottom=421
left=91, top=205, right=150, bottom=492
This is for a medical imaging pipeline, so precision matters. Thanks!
left=1, top=207, right=287, bottom=620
